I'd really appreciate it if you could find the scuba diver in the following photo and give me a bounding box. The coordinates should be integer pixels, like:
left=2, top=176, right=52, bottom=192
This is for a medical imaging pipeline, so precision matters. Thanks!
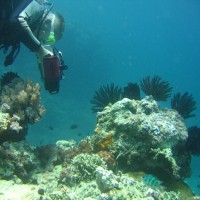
left=0, top=0, right=67, bottom=93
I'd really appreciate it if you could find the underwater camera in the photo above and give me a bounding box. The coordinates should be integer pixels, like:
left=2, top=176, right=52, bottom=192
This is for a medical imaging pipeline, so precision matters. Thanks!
left=42, top=47, right=68, bottom=94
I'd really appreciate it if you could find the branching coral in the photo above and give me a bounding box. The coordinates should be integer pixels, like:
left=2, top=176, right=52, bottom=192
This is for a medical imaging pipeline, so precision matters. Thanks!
left=171, top=92, right=196, bottom=119
left=90, top=83, right=122, bottom=112
left=0, top=78, right=45, bottom=125
left=140, top=75, right=172, bottom=101
left=122, top=82, right=140, bottom=100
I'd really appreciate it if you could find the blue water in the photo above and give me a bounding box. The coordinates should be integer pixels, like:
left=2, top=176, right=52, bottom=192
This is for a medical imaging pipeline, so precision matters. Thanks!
left=0, top=0, right=200, bottom=195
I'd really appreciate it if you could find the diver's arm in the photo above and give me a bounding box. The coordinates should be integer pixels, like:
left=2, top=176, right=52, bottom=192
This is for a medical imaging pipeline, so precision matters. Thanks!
left=17, top=0, right=42, bottom=51
left=18, top=16, right=41, bottom=51
left=16, top=0, right=52, bottom=60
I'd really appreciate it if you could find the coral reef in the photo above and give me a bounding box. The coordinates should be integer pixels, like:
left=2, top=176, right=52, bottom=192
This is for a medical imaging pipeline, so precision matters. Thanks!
left=69, top=153, right=107, bottom=182
left=171, top=92, right=197, bottom=119
left=0, top=107, right=24, bottom=144
left=0, top=77, right=45, bottom=143
left=90, top=96, right=188, bottom=179
left=0, top=141, right=40, bottom=182
left=0, top=78, right=198, bottom=199
left=98, top=150, right=116, bottom=170
left=96, top=166, right=119, bottom=192
left=140, top=75, right=173, bottom=101
left=90, top=83, right=122, bottom=112
left=0, top=138, right=197, bottom=199
left=0, top=78, right=45, bottom=124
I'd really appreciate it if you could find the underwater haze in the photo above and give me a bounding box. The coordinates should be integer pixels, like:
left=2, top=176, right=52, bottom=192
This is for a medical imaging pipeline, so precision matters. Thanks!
left=1, top=0, right=199, bottom=144
left=1, top=0, right=200, bottom=195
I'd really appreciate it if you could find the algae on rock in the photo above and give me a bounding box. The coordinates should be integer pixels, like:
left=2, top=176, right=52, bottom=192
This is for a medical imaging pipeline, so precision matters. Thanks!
left=91, top=96, right=189, bottom=179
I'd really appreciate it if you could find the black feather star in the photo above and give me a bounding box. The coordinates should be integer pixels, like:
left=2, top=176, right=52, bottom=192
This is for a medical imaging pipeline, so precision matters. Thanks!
left=140, top=75, right=172, bottom=101
left=0, top=72, right=20, bottom=87
left=171, top=92, right=196, bottom=119
left=122, top=82, right=141, bottom=100
left=186, top=126, right=200, bottom=156
left=90, top=83, right=122, bottom=112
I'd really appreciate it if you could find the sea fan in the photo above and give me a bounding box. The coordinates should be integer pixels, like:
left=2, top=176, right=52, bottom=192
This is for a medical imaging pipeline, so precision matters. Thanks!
left=186, top=126, right=200, bottom=156
left=90, top=83, right=122, bottom=112
left=140, top=75, right=172, bottom=101
left=122, top=82, right=141, bottom=100
left=171, top=92, right=196, bottom=119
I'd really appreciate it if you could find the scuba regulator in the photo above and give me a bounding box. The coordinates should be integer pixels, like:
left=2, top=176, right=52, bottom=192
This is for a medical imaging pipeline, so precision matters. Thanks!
left=39, top=46, right=68, bottom=94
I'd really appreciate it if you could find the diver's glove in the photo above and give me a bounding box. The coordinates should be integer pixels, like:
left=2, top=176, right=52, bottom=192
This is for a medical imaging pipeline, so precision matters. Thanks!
left=35, top=45, right=53, bottom=64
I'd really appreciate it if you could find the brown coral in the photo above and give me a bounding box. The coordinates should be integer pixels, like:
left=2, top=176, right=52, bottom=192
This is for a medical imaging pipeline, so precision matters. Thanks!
left=97, top=134, right=113, bottom=151
left=98, top=150, right=116, bottom=170
left=78, top=139, right=92, bottom=153
left=0, top=78, right=45, bottom=125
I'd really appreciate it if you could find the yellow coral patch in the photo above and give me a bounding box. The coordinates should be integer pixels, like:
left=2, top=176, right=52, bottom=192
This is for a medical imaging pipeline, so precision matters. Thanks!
left=95, top=128, right=102, bottom=134
left=0, top=112, right=10, bottom=130
left=98, top=134, right=113, bottom=151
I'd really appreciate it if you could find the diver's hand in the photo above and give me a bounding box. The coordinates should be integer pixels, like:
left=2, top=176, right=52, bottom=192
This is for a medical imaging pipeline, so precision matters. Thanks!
left=35, top=45, right=53, bottom=64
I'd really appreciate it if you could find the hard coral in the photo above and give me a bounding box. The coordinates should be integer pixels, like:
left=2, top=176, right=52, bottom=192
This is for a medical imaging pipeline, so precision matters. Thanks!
left=140, top=75, right=172, bottom=101
left=90, top=97, right=188, bottom=179
left=97, top=134, right=113, bottom=151
left=171, top=92, right=196, bottom=119
left=78, top=139, right=92, bottom=153
left=98, top=150, right=116, bottom=170
left=70, top=153, right=107, bottom=182
left=0, top=78, right=45, bottom=125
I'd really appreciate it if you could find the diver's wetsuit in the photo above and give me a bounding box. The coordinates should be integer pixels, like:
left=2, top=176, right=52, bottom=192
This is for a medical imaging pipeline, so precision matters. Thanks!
left=0, top=0, right=45, bottom=65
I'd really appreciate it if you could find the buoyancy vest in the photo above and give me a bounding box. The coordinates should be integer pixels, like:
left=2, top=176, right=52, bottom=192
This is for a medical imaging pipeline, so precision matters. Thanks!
left=0, top=0, right=49, bottom=66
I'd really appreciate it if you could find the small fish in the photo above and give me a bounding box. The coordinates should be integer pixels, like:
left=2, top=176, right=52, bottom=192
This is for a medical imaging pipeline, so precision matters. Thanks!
left=77, top=132, right=82, bottom=136
left=49, top=126, right=54, bottom=130
left=70, top=124, right=78, bottom=129
left=197, top=184, right=200, bottom=188
left=143, top=174, right=164, bottom=190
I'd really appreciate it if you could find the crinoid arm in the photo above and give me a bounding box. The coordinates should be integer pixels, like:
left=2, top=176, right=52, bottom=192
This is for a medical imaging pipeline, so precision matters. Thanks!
left=186, top=126, right=200, bottom=155
left=171, top=92, right=196, bottom=119
left=122, top=82, right=140, bottom=100
left=90, top=83, right=122, bottom=112
left=140, top=75, right=172, bottom=101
